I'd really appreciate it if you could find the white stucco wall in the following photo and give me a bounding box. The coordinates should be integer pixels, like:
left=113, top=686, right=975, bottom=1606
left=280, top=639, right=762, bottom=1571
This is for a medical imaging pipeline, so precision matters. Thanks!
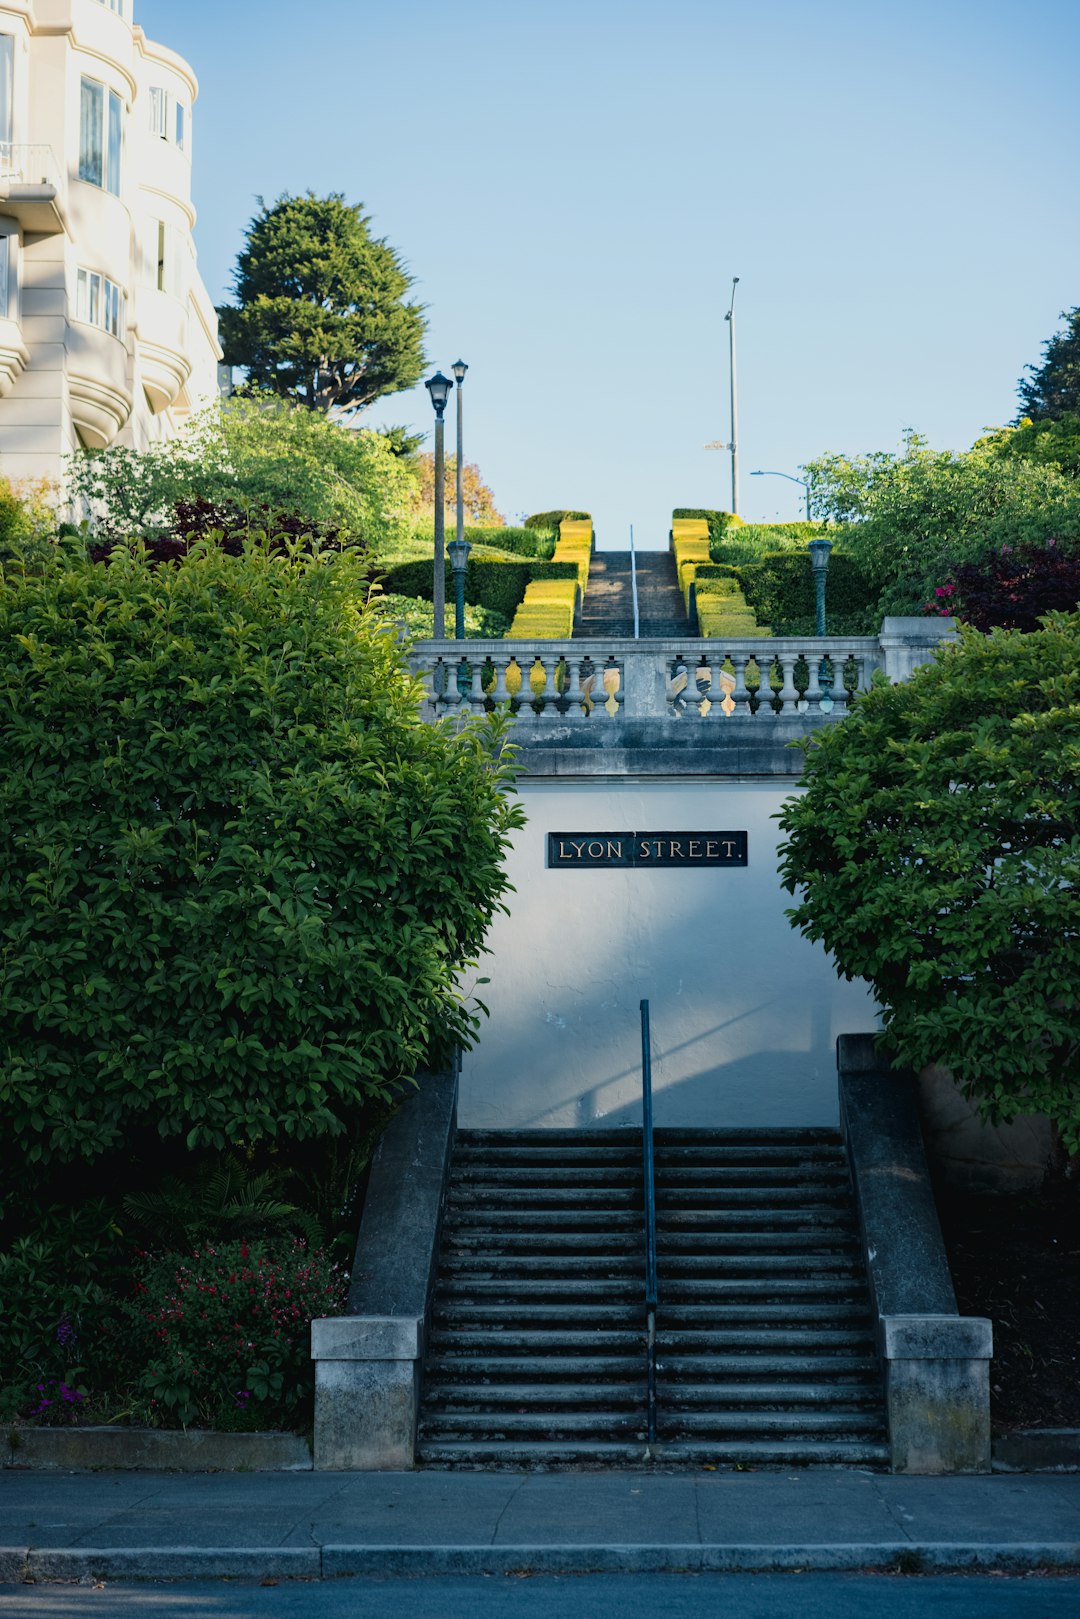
left=460, top=776, right=879, bottom=1130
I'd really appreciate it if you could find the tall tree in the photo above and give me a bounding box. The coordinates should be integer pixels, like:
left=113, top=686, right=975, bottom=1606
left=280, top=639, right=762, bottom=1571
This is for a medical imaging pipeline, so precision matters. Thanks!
left=218, top=193, right=426, bottom=419
left=415, top=453, right=504, bottom=526
left=1016, top=305, right=1080, bottom=422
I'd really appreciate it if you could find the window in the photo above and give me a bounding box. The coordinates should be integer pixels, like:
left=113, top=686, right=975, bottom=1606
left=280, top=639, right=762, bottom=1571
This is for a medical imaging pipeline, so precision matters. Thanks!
left=94, top=0, right=127, bottom=15
left=79, top=77, right=123, bottom=195
left=0, top=35, right=12, bottom=147
left=0, top=235, right=9, bottom=320
left=148, top=85, right=188, bottom=152
left=76, top=267, right=124, bottom=338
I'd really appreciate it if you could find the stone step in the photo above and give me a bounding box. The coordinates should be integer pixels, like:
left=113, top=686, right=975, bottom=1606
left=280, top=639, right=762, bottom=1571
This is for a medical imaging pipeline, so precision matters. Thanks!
left=655, top=1187, right=848, bottom=1208
left=420, top=1411, right=646, bottom=1438
left=423, top=1383, right=648, bottom=1409
left=449, top=1166, right=641, bottom=1188
left=657, top=1328, right=875, bottom=1351
left=655, top=1165, right=848, bottom=1185
left=657, top=1233, right=859, bottom=1255
left=658, top=1410, right=886, bottom=1436
left=655, top=1128, right=842, bottom=1146
left=428, top=1356, right=645, bottom=1382
left=430, top=1330, right=644, bottom=1353
left=659, top=1382, right=881, bottom=1407
left=435, top=1278, right=642, bottom=1301
left=650, top=1440, right=890, bottom=1466
left=659, top=1291, right=870, bottom=1312
left=654, top=1144, right=846, bottom=1165
left=448, top=1209, right=643, bottom=1231
left=433, top=1302, right=642, bottom=1326
left=656, top=1207, right=853, bottom=1230
left=440, top=1256, right=643, bottom=1278
left=417, top=1440, right=648, bottom=1465
left=658, top=1354, right=878, bottom=1378
left=446, top=1232, right=643, bottom=1255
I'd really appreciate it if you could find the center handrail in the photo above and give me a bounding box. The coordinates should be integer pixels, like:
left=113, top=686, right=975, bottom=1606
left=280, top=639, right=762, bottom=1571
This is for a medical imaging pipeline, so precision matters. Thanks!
left=630, top=523, right=640, bottom=640
left=640, top=998, right=658, bottom=1447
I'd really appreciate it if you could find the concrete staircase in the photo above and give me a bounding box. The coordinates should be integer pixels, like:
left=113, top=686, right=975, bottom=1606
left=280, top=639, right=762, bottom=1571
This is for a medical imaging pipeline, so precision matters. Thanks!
left=576, top=552, right=692, bottom=641
left=416, top=1128, right=888, bottom=1467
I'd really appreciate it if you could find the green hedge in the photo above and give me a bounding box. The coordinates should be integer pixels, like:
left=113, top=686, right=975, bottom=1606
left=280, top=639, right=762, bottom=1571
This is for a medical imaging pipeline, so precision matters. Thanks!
left=672, top=508, right=742, bottom=548
left=524, top=509, right=590, bottom=532
left=735, top=551, right=874, bottom=630
left=711, top=521, right=823, bottom=565
left=379, top=557, right=579, bottom=622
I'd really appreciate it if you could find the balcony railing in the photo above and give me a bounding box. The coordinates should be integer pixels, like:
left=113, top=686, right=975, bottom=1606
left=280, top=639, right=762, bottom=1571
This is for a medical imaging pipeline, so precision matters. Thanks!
left=407, top=622, right=953, bottom=729
left=0, top=143, right=61, bottom=188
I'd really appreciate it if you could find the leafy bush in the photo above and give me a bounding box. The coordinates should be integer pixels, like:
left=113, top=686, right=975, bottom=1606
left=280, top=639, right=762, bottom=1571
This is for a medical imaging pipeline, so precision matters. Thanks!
left=778, top=615, right=1080, bottom=1154
left=0, top=538, right=522, bottom=1167
left=929, top=538, right=1080, bottom=631
left=805, top=430, right=1080, bottom=614
left=715, top=521, right=824, bottom=565
left=132, top=1237, right=346, bottom=1429
left=0, top=478, right=57, bottom=569
left=67, top=397, right=418, bottom=554
left=405, top=524, right=554, bottom=560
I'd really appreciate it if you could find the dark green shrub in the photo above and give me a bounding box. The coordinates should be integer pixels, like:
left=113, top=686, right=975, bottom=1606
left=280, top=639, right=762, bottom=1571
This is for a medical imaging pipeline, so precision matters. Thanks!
left=728, top=552, right=875, bottom=632
left=379, top=557, right=578, bottom=621
left=407, top=524, right=555, bottom=560
left=132, top=1237, right=346, bottom=1429
left=376, top=593, right=509, bottom=640
left=0, top=538, right=522, bottom=1166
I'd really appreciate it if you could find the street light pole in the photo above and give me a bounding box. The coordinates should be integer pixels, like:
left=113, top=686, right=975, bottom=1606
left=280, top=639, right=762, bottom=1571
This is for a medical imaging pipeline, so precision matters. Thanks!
left=725, top=277, right=740, bottom=516
left=452, top=360, right=468, bottom=549
left=750, top=469, right=812, bottom=522
left=424, top=371, right=454, bottom=639
left=807, top=537, right=833, bottom=636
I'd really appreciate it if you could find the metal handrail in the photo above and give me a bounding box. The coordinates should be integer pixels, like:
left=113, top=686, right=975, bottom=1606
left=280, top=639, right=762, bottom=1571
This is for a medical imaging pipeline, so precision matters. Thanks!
left=640, top=999, right=658, bottom=1447
left=630, top=523, right=640, bottom=640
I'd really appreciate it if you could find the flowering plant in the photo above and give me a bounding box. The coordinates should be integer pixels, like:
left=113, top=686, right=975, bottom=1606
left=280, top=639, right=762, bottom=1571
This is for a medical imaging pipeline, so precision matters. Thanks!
left=133, top=1237, right=347, bottom=1429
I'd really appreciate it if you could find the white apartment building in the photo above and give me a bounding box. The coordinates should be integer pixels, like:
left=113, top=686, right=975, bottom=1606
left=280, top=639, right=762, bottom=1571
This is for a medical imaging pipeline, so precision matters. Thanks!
left=0, top=0, right=220, bottom=489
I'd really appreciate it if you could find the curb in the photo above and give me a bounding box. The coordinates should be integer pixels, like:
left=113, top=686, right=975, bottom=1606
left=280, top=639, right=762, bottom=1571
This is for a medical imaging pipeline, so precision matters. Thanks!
left=4, top=1543, right=1079, bottom=1581
left=3, top=1428, right=312, bottom=1473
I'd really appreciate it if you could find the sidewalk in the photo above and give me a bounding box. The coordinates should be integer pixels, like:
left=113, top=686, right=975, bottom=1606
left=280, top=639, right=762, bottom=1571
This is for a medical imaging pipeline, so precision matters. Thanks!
left=1, top=1468, right=1078, bottom=1580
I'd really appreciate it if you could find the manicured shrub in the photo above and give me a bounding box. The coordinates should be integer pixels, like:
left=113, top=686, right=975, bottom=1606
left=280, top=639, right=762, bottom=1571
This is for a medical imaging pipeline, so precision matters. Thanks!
left=407, top=524, right=555, bottom=560
left=672, top=508, right=743, bottom=549
left=734, top=551, right=875, bottom=632
left=377, top=593, right=509, bottom=640
left=524, top=509, right=590, bottom=532
left=508, top=577, right=578, bottom=638
left=712, top=522, right=820, bottom=565
left=671, top=519, right=712, bottom=610
left=0, top=538, right=522, bottom=1167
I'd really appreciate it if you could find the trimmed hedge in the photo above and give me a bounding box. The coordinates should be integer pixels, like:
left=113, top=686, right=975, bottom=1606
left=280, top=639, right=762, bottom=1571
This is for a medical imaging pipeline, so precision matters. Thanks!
left=553, top=518, right=593, bottom=591
left=711, top=521, right=826, bottom=566
left=734, top=551, right=874, bottom=631
left=673, top=508, right=743, bottom=549
left=671, top=519, right=712, bottom=611
left=697, top=600, right=771, bottom=639
left=524, top=509, right=590, bottom=533
left=379, top=557, right=579, bottom=622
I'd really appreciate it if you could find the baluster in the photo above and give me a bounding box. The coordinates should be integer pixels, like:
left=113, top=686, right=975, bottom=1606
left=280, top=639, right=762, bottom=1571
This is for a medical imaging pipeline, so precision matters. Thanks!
left=493, top=657, right=513, bottom=705
left=753, top=655, right=775, bottom=715
left=778, top=654, right=800, bottom=713
left=730, top=653, right=750, bottom=716
left=602, top=656, right=622, bottom=717
left=442, top=657, right=463, bottom=707
left=565, top=656, right=586, bottom=717
left=418, top=659, right=440, bottom=718
left=469, top=659, right=487, bottom=710
left=668, top=654, right=689, bottom=715
left=530, top=655, right=553, bottom=715
left=804, top=652, right=822, bottom=713
left=694, top=655, right=710, bottom=717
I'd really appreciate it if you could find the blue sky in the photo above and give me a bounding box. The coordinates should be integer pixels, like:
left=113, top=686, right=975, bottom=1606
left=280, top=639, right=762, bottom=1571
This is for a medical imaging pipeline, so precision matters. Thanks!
left=138, top=0, right=1080, bottom=548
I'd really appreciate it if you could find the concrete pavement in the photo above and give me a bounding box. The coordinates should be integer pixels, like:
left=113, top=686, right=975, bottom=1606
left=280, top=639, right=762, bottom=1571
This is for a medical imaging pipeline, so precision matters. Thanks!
left=1, top=1468, right=1078, bottom=1581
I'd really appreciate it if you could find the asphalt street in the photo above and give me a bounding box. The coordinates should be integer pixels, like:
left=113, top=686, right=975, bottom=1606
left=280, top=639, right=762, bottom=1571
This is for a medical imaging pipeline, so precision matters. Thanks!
left=2, top=1574, right=1080, bottom=1619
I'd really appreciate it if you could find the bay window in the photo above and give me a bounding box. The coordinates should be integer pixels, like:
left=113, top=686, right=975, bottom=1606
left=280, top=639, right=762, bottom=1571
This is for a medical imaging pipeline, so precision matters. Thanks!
left=79, top=77, right=123, bottom=195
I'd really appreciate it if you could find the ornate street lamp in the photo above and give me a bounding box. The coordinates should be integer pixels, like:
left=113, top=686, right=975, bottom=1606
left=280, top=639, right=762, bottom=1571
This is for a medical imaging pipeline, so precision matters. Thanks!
left=448, top=537, right=470, bottom=641
left=807, top=536, right=833, bottom=637
left=424, top=371, right=453, bottom=638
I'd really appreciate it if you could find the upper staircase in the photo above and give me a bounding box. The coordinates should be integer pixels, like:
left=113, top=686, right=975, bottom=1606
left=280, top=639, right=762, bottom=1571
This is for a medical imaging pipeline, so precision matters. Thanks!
left=416, top=1127, right=888, bottom=1467
left=576, top=552, right=692, bottom=641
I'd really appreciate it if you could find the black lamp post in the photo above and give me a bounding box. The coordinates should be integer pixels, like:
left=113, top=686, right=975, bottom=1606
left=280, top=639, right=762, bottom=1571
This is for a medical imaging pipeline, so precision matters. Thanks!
left=448, top=538, right=470, bottom=640
left=424, top=370, right=453, bottom=638
left=807, top=536, right=833, bottom=636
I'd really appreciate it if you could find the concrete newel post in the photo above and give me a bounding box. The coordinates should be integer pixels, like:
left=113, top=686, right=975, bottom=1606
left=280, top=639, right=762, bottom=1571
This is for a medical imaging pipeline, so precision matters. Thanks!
left=310, top=1061, right=458, bottom=1470
left=837, top=1034, right=992, bottom=1475
left=877, top=617, right=958, bottom=683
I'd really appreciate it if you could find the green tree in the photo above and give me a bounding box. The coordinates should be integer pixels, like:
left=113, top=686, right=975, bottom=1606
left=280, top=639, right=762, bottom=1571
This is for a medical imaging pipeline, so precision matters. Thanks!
left=217, top=193, right=426, bottom=418
left=0, top=537, right=523, bottom=1167
left=778, top=617, right=1080, bottom=1154
left=1016, top=306, right=1080, bottom=422
left=67, top=398, right=418, bottom=555
left=805, top=431, right=1080, bottom=613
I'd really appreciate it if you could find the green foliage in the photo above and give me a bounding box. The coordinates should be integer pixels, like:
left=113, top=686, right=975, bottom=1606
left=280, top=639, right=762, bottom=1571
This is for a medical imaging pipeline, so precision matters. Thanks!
left=376, top=592, right=509, bottom=640
left=132, top=1237, right=346, bottom=1429
left=1017, top=306, right=1080, bottom=422
left=805, top=430, right=1080, bottom=614
left=714, top=522, right=825, bottom=565
left=983, top=414, right=1080, bottom=478
left=217, top=193, right=426, bottom=418
left=0, top=539, right=523, bottom=1167
left=379, top=556, right=578, bottom=621
left=403, top=525, right=555, bottom=561
left=778, top=616, right=1080, bottom=1154
left=0, top=478, right=58, bottom=570
left=67, top=398, right=418, bottom=555
left=122, top=1155, right=321, bottom=1250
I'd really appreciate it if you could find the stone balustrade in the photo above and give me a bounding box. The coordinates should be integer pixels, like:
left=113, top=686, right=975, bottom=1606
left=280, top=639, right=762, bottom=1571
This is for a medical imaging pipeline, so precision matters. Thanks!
left=408, top=620, right=952, bottom=728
